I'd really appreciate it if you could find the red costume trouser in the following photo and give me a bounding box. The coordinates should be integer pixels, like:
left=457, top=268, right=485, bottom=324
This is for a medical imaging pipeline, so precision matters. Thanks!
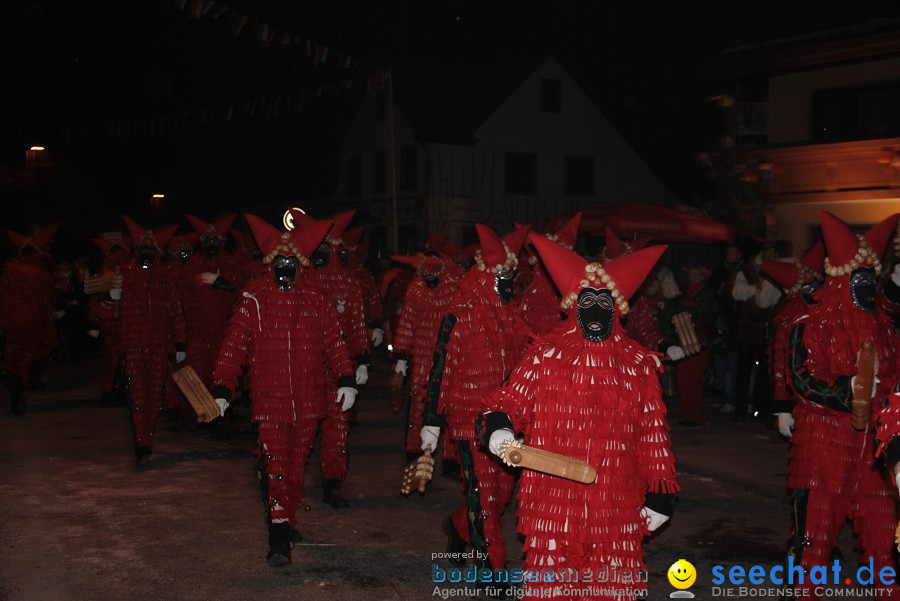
left=676, top=351, right=708, bottom=423
left=126, top=348, right=169, bottom=450
left=451, top=439, right=515, bottom=570
left=320, top=394, right=349, bottom=481
left=794, top=489, right=899, bottom=600
left=258, top=417, right=319, bottom=525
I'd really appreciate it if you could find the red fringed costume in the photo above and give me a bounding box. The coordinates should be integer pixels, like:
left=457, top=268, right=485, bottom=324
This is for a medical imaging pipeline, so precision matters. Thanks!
left=422, top=224, right=532, bottom=573
left=390, top=252, right=463, bottom=454
left=342, top=226, right=385, bottom=330
left=118, top=218, right=186, bottom=461
left=87, top=238, right=130, bottom=403
left=480, top=236, right=677, bottom=601
left=515, top=213, right=582, bottom=337
left=175, top=215, right=241, bottom=390
left=787, top=212, right=900, bottom=600
left=290, top=210, right=369, bottom=491
left=212, top=216, right=355, bottom=529
left=0, top=228, right=57, bottom=414
left=759, top=242, right=824, bottom=413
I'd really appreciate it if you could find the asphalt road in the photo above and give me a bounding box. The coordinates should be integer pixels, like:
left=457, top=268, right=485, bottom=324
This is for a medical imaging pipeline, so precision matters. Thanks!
left=0, top=352, right=884, bottom=600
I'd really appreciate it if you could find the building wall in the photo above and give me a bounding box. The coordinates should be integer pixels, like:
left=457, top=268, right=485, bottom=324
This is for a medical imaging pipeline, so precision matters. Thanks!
left=773, top=195, right=900, bottom=252
left=768, top=57, right=900, bottom=144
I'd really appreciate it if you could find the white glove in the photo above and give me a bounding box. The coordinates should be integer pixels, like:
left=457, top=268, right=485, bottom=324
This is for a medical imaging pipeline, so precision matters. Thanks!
left=371, top=328, right=385, bottom=347
left=87, top=329, right=100, bottom=338
left=641, top=506, right=670, bottom=532
left=851, top=375, right=881, bottom=400
left=394, top=359, right=408, bottom=376
left=420, top=425, right=441, bottom=451
left=355, top=364, right=368, bottom=386
left=488, top=428, right=516, bottom=457
left=214, top=398, right=229, bottom=418
left=201, top=270, right=220, bottom=285
left=892, top=264, right=900, bottom=287
left=175, top=351, right=187, bottom=364
left=775, top=412, right=794, bottom=438
left=336, top=387, right=357, bottom=411
left=666, top=345, right=685, bottom=361
left=53, top=310, right=66, bottom=319
left=109, top=288, right=122, bottom=300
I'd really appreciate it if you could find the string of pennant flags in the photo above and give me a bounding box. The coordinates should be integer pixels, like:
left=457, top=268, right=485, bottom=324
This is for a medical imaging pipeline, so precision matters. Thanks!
left=174, top=0, right=363, bottom=70
left=25, top=0, right=394, bottom=144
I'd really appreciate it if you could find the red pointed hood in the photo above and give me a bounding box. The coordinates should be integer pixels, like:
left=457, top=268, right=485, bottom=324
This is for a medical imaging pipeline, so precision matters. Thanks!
left=342, top=225, right=365, bottom=250
left=530, top=232, right=666, bottom=316
left=168, top=232, right=198, bottom=252
left=760, top=261, right=799, bottom=291
left=425, top=231, right=459, bottom=259
left=246, top=214, right=332, bottom=265
left=603, top=227, right=653, bottom=261
left=4, top=230, right=32, bottom=253
left=122, top=216, right=177, bottom=251
left=820, top=211, right=899, bottom=276
left=391, top=253, right=446, bottom=275
left=503, top=223, right=531, bottom=257
left=553, top=212, right=581, bottom=249
left=330, top=209, right=357, bottom=241
left=31, top=223, right=60, bottom=249
left=800, top=240, right=825, bottom=272
left=475, top=224, right=509, bottom=271
left=185, top=213, right=237, bottom=240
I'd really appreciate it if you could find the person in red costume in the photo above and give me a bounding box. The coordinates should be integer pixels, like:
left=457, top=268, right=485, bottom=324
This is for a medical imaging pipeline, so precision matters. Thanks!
left=626, top=273, right=684, bottom=363
left=109, top=217, right=187, bottom=468
left=211, top=215, right=357, bottom=566
left=87, top=237, right=130, bottom=407
left=599, top=227, right=653, bottom=263
left=785, top=211, right=900, bottom=600
left=341, top=226, right=386, bottom=347
left=515, top=213, right=582, bottom=337
left=290, top=209, right=369, bottom=508
left=177, top=214, right=241, bottom=390
left=419, top=223, right=532, bottom=586
left=479, top=235, right=677, bottom=600
left=758, top=241, right=825, bottom=437
left=0, top=226, right=58, bottom=415
left=389, top=251, right=463, bottom=463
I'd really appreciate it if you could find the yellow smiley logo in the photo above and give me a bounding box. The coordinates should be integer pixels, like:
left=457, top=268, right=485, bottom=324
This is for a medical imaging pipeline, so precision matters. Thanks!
left=668, top=559, right=696, bottom=589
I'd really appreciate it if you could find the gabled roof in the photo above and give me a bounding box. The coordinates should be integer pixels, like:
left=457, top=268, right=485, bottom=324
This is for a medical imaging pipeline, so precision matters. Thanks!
left=389, top=52, right=553, bottom=145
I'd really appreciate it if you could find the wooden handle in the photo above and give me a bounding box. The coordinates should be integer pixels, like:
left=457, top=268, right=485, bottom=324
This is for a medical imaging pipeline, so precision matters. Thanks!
left=852, top=340, right=877, bottom=431
left=172, top=366, right=220, bottom=423
left=501, top=443, right=597, bottom=484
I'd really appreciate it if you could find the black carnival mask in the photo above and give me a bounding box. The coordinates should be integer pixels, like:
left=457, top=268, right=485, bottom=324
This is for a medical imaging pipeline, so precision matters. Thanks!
left=424, top=274, right=440, bottom=288
left=138, top=246, right=158, bottom=269
left=311, top=242, right=330, bottom=270
left=203, top=238, right=221, bottom=259
left=799, top=279, right=822, bottom=306
left=576, top=287, right=615, bottom=342
left=850, top=267, right=877, bottom=313
left=273, top=254, right=299, bottom=291
left=494, top=269, right=514, bottom=302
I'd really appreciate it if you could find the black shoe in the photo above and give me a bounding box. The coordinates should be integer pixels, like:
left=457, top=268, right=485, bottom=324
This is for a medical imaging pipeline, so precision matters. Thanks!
left=134, top=446, right=152, bottom=471
left=322, top=479, right=350, bottom=508
left=266, top=522, right=293, bottom=567
left=442, top=516, right=467, bottom=566
left=441, top=459, right=461, bottom=479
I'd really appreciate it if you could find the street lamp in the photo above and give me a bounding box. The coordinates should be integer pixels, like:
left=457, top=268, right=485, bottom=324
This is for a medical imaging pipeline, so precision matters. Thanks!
left=25, top=146, right=45, bottom=167
left=151, top=193, right=165, bottom=210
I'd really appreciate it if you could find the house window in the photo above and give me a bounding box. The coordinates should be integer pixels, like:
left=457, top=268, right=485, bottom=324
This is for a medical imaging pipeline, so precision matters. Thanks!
left=347, top=154, right=363, bottom=196
left=399, top=145, right=418, bottom=190
left=564, top=155, right=595, bottom=196
left=540, top=78, right=561, bottom=113
left=505, top=153, right=538, bottom=195
left=372, top=150, right=387, bottom=193
left=811, top=79, right=900, bottom=141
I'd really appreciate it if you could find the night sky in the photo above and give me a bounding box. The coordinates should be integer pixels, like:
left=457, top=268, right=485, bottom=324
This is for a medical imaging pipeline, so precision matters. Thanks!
left=2, top=0, right=899, bottom=244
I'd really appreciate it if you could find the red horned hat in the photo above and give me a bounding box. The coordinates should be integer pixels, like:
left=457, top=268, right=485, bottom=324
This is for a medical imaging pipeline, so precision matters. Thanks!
left=761, top=241, right=825, bottom=295
left=602, top=227, right=653, bottom=261
left=342, top=226, right=365, bottom=250
left=329, top=209, right=357, bottom=242
left=122, top=216, right=177, bottom=252
left=184, top=214, right=237, bottom=241
left=819, top=211, right=900, bottom=277
left=168, top=232, right=199, bottom=252
left=474, top=223, right=531, bottom=272
left=390, top=253, right=446, bottom=276
left=530, top=233, right=667, bottom=316
left=246, top=214, right=333, bottom=266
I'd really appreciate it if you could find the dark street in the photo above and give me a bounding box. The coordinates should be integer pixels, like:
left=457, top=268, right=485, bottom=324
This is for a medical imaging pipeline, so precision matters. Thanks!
left=2, top=350, right=875, bottom=601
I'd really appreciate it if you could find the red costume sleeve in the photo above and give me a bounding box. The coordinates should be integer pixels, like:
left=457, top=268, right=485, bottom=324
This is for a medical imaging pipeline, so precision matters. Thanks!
left=213, top=293, right=255, bottom=394
left=316, top=291, right=356, bottom=385
left=635, top=360, right=680, bottom=495
left=392, top=282, right=418, bottom=357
